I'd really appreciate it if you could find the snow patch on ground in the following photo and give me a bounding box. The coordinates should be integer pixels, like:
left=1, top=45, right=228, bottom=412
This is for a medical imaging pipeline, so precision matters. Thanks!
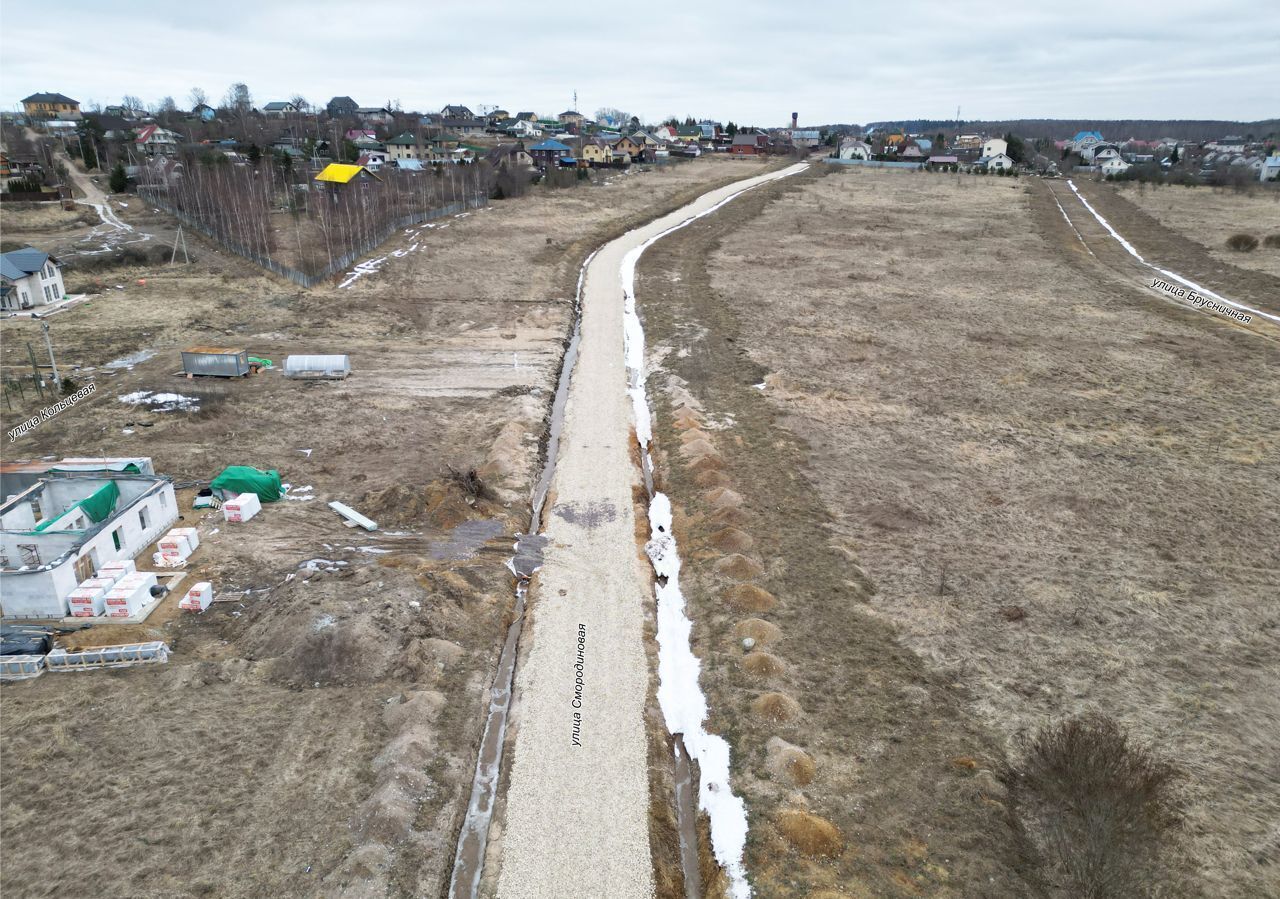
left=646, top=494, right=751, bottom=898
left=118, top=390, right=199, bottom=412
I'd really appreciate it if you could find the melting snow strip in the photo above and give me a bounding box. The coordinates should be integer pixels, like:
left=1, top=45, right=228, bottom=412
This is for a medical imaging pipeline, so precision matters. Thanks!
left=1066, top=180, right=1280, bottom=325
left=621, top=164, right=806, bottom=899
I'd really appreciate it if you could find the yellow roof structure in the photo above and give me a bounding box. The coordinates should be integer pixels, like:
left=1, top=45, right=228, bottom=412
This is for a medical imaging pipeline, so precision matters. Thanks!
left=314, top=163, right=375, bottom=184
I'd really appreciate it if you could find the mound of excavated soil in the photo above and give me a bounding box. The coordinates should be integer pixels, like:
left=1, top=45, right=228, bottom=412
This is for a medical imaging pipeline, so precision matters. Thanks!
left=740, top=651, right=785, bottom=677
left=776, top=810, right=843, bottom=858
left=361, top=480, right=485, bottom=529
left=752, top=692, right=803, bottom=723
left=693, top=469, right=731, bottom=488
left=723, top=584, right=777, bottom=613
left=678, top=438, right=720, bottom=460
left=703, top=487, right=744, bottom=509
left=734, top=618, right=782, bottom=645
left=709, top=526, right=755, bottom=553
left=766, top=737, right=816, bottom=786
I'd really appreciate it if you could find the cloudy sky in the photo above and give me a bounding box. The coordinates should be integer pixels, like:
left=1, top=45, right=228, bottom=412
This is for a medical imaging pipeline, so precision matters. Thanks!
left=3, top=1, right=1277, bottom=125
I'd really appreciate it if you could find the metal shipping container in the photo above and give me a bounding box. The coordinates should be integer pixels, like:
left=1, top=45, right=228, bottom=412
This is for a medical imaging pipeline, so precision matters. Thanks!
left=181, top=346, right=250, bottom=378
left=284, top=354, right=351, bottom=380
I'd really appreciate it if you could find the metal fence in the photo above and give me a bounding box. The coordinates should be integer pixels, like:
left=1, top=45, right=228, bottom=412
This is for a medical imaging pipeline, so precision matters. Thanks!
left=140, top=191, right=488, bottom=288
left=823, top=158, right=925, bottom=170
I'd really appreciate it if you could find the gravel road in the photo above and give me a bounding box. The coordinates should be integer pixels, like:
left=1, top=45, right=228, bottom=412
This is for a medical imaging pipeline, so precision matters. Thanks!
left=496, top=162, right=808, bottom=898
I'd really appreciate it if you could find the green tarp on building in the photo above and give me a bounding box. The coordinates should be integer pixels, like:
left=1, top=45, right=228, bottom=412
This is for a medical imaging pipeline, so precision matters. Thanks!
left=34, top=480, right=120, bottom=531
left=210, top=466, right=283, bottom=502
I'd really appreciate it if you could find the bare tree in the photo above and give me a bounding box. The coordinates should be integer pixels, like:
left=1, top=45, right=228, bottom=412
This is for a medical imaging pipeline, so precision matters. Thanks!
left=189, top=87, right=208, bottom=110
left=289, top=94, right=310, bottom=114
left=223, top=83, right=253, bottom=115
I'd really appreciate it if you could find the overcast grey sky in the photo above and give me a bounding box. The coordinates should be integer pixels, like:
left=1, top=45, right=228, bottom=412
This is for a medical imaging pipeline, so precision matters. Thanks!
left=3, top=1, right=1277, bottom=125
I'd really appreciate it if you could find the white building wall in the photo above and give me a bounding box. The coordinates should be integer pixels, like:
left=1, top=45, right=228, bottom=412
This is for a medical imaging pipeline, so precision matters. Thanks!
left=1, top=482, right=178, bottom=619
left=983, top=138, right=1008, bottom=158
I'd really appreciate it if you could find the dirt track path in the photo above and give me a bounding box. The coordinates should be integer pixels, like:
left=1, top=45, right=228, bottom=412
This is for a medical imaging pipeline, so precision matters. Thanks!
left=495, top=163, right=808, bottom=899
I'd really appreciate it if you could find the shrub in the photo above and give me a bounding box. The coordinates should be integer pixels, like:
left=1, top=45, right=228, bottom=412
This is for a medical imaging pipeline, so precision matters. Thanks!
left=1005, top=715, right=1181, bottom=898
left=1263, top=234, right=1280, bottom=249
left=1225, top=233, right=1259, bottom=252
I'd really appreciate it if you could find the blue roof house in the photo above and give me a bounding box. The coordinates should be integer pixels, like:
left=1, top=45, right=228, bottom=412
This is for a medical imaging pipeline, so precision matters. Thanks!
left=1, top=246, right=65, bottom=312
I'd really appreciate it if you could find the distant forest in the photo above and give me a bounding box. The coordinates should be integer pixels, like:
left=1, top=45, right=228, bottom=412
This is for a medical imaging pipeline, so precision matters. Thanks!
left=832, top=119, right=1280, bottom=142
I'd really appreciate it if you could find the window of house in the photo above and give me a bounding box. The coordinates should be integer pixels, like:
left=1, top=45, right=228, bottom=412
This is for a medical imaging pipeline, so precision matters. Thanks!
left=138, top=507, right=150, bottom=531
left=44, top=285, right=52, bottom=302
left=111, top=527, right=124, bottom=551
left=159, top=491, right=169, bottom=509
left=52, top=283, right=60, bottom=299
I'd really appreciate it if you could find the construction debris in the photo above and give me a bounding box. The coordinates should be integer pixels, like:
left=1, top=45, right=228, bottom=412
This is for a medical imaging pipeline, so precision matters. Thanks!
left=328, top=501, right=377, bottom=531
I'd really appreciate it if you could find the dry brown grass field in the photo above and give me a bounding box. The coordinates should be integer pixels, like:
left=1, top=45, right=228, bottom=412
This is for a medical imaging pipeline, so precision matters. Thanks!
left=0, top=154, right=780, bottom=899
left=636, top=164, right=1279, bottom=897
left=1115, top=180, right=1280, bottom=278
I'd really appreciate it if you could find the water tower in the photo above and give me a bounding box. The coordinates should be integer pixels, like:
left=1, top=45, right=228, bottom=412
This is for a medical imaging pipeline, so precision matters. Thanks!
left=791, top=112, right=798, bottom=130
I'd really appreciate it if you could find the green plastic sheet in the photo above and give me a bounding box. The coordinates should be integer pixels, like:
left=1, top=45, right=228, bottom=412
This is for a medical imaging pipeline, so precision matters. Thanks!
left=34, top=480, right=120, bottom=531
left=210, top=466, right=283, bottom=502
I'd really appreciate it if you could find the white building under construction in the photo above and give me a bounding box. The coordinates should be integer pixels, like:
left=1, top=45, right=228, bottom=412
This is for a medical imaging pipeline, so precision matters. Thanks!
left=0, top=458, right=177, bottom=618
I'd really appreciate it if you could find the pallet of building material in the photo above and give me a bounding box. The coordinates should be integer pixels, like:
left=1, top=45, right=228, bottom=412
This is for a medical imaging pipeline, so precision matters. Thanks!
left=45, top=641, right=170, bottom=671
left=0, top=655, right=47, bottom=681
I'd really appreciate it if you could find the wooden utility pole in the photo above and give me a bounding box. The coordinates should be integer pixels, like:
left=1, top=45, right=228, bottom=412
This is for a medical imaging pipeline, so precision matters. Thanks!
left=41, top=320, right=60, bottom=386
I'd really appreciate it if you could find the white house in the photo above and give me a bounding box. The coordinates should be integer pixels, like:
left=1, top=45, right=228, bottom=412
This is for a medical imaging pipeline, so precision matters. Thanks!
left=1261, top=156, right=1280, bottom=182
left=838, top=139, right=873, bottom=160
left=1, top=246, right=65, bottom=311
left=1100, top=158, right=1131, bottom=177
left=134, top=125, right=180, bottom=157
left=507, top=119, right=543, bottom=138
left=1, top=460, right=177, bottom=618
left=978, top=152, right=1015, bottom=171
left=1094, top=146, right=1122, bottom=163
left=982, top=137, right=1008, bottom=158
left=262, top=101, right=299, bottom=117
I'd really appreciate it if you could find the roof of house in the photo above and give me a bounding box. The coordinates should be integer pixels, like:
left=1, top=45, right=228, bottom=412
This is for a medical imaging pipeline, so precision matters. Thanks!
left=731, top=132, right=760, bottom=145
left=357, top=107, right=391, bottom=115
left=927, top=155, right=959, bottom=163
left=329, top=96, right=357, bottom=107
left=263, top=101, right=294, bottom=111
left=559, top=110, right=582, bottom=117
left=442, top=104, right=473, bottom=117
left=529, top=139, right=572, bottom=152
left=516, top=111, right=537, bottom=120
left=1072, top=130, right=1104, bottom=143
left=314, top=163, right=376, bottom=184
left=135, top=125, right=175, bottom=143
left=386, top=132, right=418, bottom=146
left=22, top=92, right=78, bottom=105
left=1, top=247, right=54, bottom=281
left=396, top=158, right=425, bottom=171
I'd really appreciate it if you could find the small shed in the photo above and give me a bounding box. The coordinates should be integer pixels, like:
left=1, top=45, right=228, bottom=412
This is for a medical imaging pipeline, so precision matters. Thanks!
left=284, top=355, right=350, bottom=380
left=182, top=347, right=250, bottom=378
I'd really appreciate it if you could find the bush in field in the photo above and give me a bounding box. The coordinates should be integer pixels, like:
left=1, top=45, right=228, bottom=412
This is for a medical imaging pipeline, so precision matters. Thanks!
left=1226, top=234, right=1259, bottom=252
left=1262, top=234, right=1280, bottom=249
left=1005, top=714, right=1181, bottom=898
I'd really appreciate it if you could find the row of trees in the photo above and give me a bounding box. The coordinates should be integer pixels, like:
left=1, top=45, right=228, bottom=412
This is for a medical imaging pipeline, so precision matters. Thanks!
left=139, top=151, right=494, bottom=277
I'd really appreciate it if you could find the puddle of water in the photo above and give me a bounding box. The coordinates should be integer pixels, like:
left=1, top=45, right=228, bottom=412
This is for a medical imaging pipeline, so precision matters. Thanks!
left=552, top=501, right=617, bottom=529
left=427, top=519, right=506, bottom=562
left=104, top=348, right=156, bottom=370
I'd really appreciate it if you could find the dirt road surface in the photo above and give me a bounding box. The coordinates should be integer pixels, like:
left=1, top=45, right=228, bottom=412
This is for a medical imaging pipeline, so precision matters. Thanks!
left=495, top=164, right=808, bottom=898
